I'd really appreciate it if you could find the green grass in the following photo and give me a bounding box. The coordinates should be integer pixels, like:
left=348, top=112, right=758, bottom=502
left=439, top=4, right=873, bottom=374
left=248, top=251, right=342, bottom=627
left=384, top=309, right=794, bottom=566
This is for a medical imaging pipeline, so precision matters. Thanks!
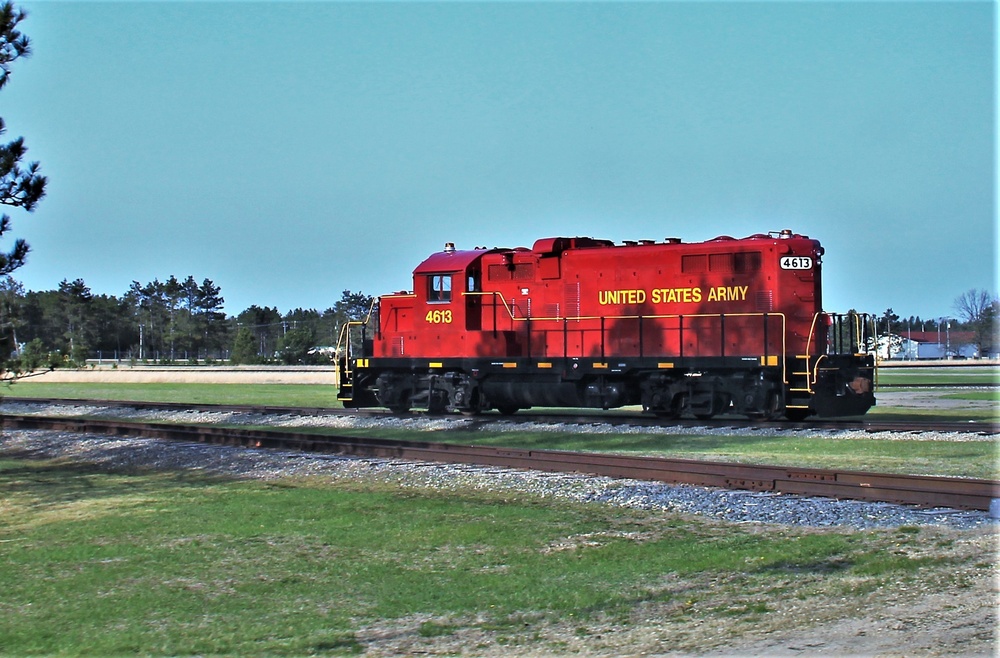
left=866, top=405, right=998, bottom=422
left=879, top=374, right=999, bottom=386
left=3, top=381, right=341, bottom=408
left=0, top=457, right=979, bottom=656
left=868, top=384, right=999, bottom=423
left=877, top=365, right=1000, bottom=387
left=942, top=390, right=1000, bottom=403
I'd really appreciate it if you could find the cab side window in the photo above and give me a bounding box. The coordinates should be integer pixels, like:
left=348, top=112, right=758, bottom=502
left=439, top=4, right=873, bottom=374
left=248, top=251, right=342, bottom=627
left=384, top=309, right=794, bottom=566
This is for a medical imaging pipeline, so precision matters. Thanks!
left=428, top=274, right=452, bottom=302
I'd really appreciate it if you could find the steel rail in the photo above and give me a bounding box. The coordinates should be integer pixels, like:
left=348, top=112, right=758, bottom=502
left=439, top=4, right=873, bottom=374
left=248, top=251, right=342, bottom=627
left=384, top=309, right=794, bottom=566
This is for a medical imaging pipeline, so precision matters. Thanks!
left=2, top=413, right=997, bottom=512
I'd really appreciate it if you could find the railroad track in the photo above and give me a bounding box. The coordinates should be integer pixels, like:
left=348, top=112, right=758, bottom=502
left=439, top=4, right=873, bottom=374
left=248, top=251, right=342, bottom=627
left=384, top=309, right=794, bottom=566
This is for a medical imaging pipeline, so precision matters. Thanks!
left=2, top=397, right=997, bottom=435
left=2, top=412, right=997, bottom=512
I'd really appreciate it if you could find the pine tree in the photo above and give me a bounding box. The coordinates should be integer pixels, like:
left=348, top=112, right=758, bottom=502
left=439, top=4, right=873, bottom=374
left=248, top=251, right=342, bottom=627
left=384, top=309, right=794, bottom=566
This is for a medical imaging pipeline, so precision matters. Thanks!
left=230, top=327, right=258, bottom=365
left=0, top=2, right=45, bottom=275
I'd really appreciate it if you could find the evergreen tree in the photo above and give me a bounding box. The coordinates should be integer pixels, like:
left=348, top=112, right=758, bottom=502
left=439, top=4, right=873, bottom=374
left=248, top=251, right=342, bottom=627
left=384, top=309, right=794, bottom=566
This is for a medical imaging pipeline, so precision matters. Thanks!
left=277, top=326, right=319, bottom=365
left=195, top=278, right=227, bottom=360
left=0, top=3, right=44, bottom=378
left=325, top=290, right=374, bottom=354
left=126, top=279, right=171, bottom=361
left=880, top=308, right=900, bottom=335
left=235, top=305, right=282, bottom=361
left=89, top=293, right=135, bottom=360
left=0, top=274, right=22, bottom=364
left=229, top=327, right=258, bottom=365
left=57, top=278, right=93, bottom=364
left=0, top=2, right=44, bottom=275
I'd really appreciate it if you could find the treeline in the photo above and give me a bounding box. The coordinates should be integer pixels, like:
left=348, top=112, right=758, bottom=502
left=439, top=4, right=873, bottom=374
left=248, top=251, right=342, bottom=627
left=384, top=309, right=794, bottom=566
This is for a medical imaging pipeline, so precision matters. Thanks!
left=879, top=312, right=986, bottom=334
left=0, top=275, right=373, bottom=368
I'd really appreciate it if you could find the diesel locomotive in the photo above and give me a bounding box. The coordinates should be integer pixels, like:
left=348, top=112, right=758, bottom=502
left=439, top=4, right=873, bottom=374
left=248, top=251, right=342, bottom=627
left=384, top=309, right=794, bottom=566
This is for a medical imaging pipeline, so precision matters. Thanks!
left=337, top=230, right=876, bottom=420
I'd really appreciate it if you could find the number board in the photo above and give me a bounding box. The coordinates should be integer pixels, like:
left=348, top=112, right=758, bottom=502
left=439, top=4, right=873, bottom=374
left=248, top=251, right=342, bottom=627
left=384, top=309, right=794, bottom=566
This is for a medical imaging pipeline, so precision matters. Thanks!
left=779, top=256, right=813, bottom=270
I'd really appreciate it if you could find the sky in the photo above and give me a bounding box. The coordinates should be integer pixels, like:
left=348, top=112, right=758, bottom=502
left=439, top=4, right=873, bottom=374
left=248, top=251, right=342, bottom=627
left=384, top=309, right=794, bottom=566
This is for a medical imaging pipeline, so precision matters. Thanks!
left=2, top=1, right=996, bottom=322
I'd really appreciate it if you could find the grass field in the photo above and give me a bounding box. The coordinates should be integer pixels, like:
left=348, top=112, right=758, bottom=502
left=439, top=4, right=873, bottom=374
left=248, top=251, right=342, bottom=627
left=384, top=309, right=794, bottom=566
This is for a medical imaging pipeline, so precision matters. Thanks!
left=877, top=365, right=1000, bottom=387
left=3, top=381, right=342, bottom=408
left=0, top=456, right=990, bottom=656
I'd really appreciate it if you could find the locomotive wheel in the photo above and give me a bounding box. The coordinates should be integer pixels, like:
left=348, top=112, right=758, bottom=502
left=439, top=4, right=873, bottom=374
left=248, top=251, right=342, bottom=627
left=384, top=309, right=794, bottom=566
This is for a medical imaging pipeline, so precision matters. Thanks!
left=694, top=393, right=727, bottom=420
left=495, top=404, right=520, bottom=416
left=746, top=391, right=783, bottom=420
left=763, top=391, right=783, bottom=420
left=388, top=403, right=411, bottom=414
left=652, top=393, right=685, bottom=419
left=458, top=387, right=484, bottom=416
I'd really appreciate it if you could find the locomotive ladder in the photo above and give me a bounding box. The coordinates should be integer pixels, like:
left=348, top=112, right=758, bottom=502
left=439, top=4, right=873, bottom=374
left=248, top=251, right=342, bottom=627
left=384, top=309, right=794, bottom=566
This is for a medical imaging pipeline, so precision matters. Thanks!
left=335, top=321, right=359, bottom=403
left=336, top=299, right=382, bottom=404
left=786, top=354, right=815, bottom=411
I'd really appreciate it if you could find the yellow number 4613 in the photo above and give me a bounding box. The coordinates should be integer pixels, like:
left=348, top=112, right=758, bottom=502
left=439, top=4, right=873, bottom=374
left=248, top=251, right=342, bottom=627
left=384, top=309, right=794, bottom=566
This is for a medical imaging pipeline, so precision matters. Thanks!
left=425, top=309, right=453, bottom=324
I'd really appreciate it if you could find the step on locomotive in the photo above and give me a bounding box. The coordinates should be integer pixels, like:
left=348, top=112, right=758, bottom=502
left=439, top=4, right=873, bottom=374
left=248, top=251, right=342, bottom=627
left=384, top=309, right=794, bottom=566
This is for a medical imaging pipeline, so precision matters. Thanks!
left=337, top=230, right=876, bottom=420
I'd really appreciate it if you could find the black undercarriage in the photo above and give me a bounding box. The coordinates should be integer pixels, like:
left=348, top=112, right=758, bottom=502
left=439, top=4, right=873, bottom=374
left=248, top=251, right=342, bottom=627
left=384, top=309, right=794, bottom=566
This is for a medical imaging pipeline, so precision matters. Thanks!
left=340, top=354, right=876, bottom=421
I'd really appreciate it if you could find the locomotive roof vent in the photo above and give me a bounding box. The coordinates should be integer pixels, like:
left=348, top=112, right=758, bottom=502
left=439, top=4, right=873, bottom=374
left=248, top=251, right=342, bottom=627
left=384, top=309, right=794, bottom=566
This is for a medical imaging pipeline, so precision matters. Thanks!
left=664, top=237, right=682, bottom=244
left=779, top=229, right=792, bottom=239
left=640, top=239, right=655, bottom=245
left=443, top=242, right=456, bottom=252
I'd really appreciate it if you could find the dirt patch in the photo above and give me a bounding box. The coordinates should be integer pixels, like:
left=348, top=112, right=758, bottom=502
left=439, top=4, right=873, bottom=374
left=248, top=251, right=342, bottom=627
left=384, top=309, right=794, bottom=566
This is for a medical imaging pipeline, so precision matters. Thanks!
left=353, top=528, right=997, bottom=657
left=876, top=389, right=996, bottom=414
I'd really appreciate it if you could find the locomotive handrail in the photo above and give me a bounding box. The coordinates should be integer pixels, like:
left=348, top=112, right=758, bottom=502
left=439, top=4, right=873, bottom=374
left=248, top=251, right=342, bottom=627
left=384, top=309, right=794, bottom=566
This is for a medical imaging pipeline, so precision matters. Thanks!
left=809, top=354, right=828, bottom=390
left=334, top=320, right=362, bottom=392
left=335, top=321, right=364, bottom=365
left=469, top=291, right=785, bottom=326
left=801, top=312, right=878, bottom=390
left=463, top=291, right=519, bottom=332
left=335, top=298, right=381, bottom=390
left=335, top=321, right=360, bottom=358
left=466, top=291, right=789, bottom=382
left=335, top=298, right=380, bottom=359
left=800, top=314, right=824, bottom=393
left=365, top=297, right=379, bottom=323
left=805, top=313, right=821, bottom=360
left=810, top=311, right=873, bottom=357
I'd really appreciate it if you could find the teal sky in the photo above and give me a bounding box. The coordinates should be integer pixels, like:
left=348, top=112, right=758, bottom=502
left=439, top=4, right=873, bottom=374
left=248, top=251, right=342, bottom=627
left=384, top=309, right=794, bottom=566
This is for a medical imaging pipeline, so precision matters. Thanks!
left=3, top=1, right=996, bottom=320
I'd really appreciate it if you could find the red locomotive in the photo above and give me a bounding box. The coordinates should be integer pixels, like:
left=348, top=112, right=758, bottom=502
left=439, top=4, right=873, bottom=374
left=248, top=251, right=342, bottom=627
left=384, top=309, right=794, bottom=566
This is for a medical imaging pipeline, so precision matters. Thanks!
left=337, top=230, right=876, bottom=420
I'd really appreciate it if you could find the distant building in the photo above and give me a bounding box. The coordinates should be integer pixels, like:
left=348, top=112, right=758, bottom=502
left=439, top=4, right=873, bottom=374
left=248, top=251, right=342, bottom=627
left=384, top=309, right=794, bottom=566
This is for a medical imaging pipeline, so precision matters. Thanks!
left=884, top=331, right=979, bottom=360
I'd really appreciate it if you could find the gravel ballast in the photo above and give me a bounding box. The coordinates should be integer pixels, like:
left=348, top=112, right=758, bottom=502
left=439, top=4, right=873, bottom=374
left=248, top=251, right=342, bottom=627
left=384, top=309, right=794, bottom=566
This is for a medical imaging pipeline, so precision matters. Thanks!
left=1, top=401, right=995, bottom=531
